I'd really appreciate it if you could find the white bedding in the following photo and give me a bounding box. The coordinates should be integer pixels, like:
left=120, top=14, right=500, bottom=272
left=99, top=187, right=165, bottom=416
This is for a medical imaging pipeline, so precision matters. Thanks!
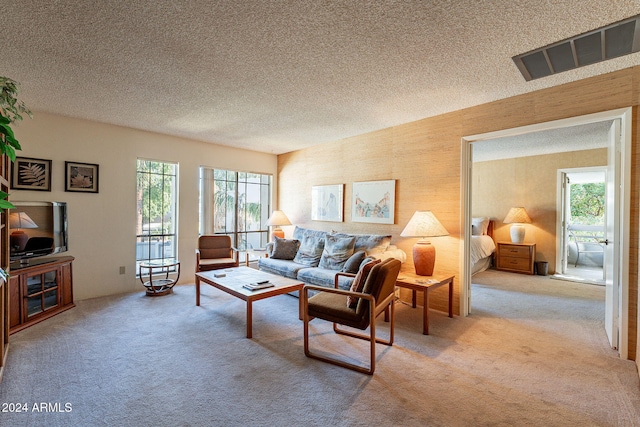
left=470, top=235, right=496, bottom=267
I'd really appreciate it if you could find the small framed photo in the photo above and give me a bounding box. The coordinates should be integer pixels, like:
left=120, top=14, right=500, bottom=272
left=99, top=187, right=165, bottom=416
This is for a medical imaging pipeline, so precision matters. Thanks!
left=11, top=157, right=52, bottom=191
left=65, top=161, right=99, bottom=193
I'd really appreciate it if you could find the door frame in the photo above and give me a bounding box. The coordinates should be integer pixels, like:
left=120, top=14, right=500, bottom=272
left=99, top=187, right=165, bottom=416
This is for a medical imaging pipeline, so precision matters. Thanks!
left=555, top=166, right=607, bottom=277
left=460, top=107, right=631, bottom=358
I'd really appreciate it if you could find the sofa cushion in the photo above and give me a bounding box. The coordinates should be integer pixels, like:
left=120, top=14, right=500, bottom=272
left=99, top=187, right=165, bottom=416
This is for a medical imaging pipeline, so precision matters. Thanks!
left=297, top=267, right=354, bottom=290
left=293, top=226, right=327, bottom=241
left=257, top=258, right=306, bottom=280
left=347, top=258, right=381, bottom=308
left=293, top=232, right=325, bottom=267
left=333, top=232, right=392, bottom=254
left=341, top=250, right=366, bottom=274
left=318, top=234, right=356, bottom=270
left=270, top=236, right=300, bottom=260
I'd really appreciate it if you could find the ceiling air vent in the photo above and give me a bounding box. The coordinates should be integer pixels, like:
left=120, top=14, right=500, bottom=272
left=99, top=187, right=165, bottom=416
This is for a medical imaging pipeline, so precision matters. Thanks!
left=513, top=15, right=640, bottom=81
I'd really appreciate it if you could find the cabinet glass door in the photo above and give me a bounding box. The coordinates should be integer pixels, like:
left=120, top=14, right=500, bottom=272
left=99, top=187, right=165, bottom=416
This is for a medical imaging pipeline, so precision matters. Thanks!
left=25, top=271, right=59, bottom=318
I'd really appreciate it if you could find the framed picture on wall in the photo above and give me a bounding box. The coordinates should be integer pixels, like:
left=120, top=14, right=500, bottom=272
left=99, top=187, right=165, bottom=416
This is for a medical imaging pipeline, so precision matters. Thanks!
left=351, top=180, right=395, bottom=224
left=311, top=184, right=344, bottom=222
left=11, top=157, right=52, bottom=191
left=65, top=161, right=99, bottom=193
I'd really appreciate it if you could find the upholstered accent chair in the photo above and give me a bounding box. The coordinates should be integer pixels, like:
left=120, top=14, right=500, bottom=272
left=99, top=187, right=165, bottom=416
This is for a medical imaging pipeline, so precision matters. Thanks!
left=195, top=235, right=239, bottom=272
left=302, top=258, right=402, bottom=375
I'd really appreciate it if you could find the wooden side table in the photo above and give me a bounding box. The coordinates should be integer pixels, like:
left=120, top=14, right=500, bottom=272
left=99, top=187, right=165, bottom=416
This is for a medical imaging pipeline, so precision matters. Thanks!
left=395, top=272, right=454, bottom=335
left=245, top=248, right=269, bottom=266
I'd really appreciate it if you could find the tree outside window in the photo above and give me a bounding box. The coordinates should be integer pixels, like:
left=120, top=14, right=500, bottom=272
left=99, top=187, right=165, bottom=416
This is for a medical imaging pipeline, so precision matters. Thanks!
left=569, top=182, right=605, bottom=226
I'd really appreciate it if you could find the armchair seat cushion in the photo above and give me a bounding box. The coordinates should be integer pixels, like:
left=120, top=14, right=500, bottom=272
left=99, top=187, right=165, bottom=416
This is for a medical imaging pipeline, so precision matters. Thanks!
left=308, top=292, right=367, bottom=329
left=198, top=258, right=238, bottom=270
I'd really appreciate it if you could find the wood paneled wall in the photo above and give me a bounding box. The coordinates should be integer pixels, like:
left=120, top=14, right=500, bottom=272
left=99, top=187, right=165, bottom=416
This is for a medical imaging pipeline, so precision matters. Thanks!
left=278, top=66, right=639, bottom=360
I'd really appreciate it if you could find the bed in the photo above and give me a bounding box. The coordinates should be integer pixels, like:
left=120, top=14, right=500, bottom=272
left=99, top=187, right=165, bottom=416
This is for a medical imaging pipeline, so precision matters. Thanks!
left=471, top=217, right=496, bottom=274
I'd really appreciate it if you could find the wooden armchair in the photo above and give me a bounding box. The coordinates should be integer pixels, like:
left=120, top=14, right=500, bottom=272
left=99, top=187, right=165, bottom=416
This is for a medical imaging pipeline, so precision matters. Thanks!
left=302, top=258, right=401, bottom=375
left=195, top=235, right=239, bottom=272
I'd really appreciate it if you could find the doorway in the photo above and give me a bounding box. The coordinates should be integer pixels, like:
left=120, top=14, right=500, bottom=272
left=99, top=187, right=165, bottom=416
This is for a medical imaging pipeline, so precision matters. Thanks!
left=461, top=108, right=631, bottom=358
left=554, top=167, right=606, bottom=285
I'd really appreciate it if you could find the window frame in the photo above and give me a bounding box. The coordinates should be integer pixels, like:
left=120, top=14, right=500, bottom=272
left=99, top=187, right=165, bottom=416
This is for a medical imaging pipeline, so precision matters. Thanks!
left=136, top=159, right=179, bottom=274
left=199, top=167, right=272, bottom=260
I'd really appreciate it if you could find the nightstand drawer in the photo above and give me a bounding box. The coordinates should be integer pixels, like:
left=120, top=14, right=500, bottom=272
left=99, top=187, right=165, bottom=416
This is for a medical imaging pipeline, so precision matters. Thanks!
left=499, top=244, right=531, bottom=258
left=497, top=256, right=531, bottom=272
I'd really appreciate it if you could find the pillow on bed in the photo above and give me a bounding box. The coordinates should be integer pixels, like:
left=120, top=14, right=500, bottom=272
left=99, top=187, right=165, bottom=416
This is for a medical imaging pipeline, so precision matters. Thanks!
left=472, top=217, right=490, bottom=235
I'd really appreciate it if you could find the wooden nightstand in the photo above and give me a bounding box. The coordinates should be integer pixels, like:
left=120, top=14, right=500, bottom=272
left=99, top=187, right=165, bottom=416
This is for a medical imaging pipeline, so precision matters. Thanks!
left=496, top=242, right=536, bottom=275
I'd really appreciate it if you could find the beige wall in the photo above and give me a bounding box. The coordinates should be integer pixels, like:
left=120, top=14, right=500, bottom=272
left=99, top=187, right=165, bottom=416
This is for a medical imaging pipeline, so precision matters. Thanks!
left=473, top=149, right=608, bottom=274
left=278, top=67, right=639, bottom=361
left=11, top=112, right=278, bottom=301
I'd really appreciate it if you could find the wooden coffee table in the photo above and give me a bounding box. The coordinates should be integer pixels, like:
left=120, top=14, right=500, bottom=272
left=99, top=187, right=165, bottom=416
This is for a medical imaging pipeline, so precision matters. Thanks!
left=195, top=267, right=303, bottom=338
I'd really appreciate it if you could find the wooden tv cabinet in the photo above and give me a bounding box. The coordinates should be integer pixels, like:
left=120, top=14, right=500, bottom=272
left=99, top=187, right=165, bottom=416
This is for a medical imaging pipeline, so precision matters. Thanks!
left=9, top=256, right=75, bottom=334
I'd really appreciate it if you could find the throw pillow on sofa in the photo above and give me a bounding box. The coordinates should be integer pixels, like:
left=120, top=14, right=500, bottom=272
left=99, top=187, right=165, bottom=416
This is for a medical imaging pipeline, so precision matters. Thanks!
left=319, top=234, right=356, bottom=270
left=347, top=258, right=381, bottom=308
left=270, top=236, right=300, bottom=260
left=341, top=250, right=366, bottom=274
left=293, top=233, right=325, bottom=267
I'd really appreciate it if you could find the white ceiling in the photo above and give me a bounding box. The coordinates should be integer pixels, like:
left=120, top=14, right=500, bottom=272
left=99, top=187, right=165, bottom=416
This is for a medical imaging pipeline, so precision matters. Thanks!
left=2, top=1, right=640, bottom=155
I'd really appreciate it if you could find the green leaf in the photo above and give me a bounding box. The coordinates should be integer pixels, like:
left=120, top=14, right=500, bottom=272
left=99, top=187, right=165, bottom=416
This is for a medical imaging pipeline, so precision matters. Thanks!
left=0, top=122, right=14, bottom=139
left=0, top=199, right=14, bottom=209
left=0, top=190, right=8, bottom=199
left=0, top=116, right=9, bottom=125
left=2, top=145, right=16, bottom=162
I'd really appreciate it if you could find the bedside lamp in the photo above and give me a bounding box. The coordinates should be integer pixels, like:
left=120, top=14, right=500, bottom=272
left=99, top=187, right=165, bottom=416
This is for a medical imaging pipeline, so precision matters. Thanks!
left=9, top=212, right=38, bottom=251
left=266, top=210, right=291, bottom=241
left=400, top=211, right=449, bottom=276
left=503, top=207, right=531, bottom=243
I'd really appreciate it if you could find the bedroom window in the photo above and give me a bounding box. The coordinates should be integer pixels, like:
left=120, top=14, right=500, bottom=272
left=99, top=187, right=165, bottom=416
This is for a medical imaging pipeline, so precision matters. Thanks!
left=136, top=159, right=178, bottom=272
left=199, top=168, right=271, bottom=259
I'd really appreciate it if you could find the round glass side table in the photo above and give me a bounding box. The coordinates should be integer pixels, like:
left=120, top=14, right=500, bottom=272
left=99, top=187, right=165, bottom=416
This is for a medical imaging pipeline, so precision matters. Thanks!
left=139, top=259, right=181, bottom=296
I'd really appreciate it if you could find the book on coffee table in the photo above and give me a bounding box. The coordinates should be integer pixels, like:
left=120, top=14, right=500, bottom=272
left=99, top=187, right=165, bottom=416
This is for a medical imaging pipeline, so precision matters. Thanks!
left=242, top=282, right=275, bottom=291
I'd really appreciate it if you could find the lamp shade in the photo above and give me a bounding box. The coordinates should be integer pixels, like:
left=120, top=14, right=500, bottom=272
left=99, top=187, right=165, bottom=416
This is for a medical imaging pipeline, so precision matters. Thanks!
left=266, top=210, right=291, bottom=227
left=400, top=211, right=448, bottom=276
left=503, top=207, right=531, bottom=224
left=9, top=212, right=38, bottom=229
left=400, top=211, right=449, bottom=238
left=503, top=207, right=531, bottom=243
left=266, top=210, right=291, bottom=240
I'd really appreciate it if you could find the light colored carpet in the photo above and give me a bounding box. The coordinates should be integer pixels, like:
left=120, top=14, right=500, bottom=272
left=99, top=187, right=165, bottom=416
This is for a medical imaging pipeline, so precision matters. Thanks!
left=1, top=270, right=639, bottom=426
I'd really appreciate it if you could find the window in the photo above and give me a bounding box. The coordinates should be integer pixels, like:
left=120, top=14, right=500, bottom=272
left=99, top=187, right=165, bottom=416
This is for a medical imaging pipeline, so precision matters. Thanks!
left=199, top=168, right=271, bottom=259
left=136, top=160, right=178, bottom=271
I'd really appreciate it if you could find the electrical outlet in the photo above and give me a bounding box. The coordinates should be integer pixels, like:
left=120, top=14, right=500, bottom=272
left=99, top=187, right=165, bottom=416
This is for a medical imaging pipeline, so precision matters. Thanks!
left=119, top=266, right=125, bottom=275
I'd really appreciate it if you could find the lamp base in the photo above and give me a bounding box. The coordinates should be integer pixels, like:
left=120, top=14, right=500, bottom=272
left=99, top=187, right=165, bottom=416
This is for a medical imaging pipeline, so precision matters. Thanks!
left=10, top=231, right=28, bottom=252
left=271, top=227, right=284, bottom=241
left=510, top=224, right=526, bottom=243
left=413, top=241, right=436, bottom=276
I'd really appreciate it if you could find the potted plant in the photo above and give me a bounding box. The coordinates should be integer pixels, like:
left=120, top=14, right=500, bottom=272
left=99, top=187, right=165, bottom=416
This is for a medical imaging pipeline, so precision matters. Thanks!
left=0, top=76, right=31, bottom=281
left=0, top=76, right=31, bottom=209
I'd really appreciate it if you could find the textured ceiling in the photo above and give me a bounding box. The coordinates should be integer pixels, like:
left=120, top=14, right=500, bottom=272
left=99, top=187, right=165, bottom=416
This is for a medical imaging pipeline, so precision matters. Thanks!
left=2, top=1, right=640, bottom=155
left=472, top=121, right=612, bottom=162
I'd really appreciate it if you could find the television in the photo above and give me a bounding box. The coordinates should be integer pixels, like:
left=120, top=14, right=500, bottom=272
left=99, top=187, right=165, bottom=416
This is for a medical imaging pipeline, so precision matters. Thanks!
left=9, top=201, right=68, bottom=263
